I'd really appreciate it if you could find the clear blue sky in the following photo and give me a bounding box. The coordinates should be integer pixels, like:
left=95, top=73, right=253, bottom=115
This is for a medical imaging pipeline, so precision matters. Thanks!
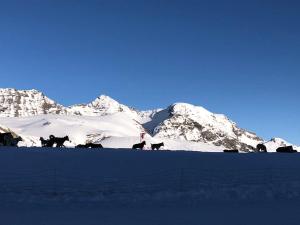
left=0, top=0, right=299, bottom=144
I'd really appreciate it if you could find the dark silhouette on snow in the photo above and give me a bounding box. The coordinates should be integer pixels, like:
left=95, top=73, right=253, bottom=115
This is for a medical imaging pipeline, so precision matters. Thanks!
left=40, top=137, right=55, bottom=147
left=87, top=143, right=103, bottom=148
left=223, top=149, right=239, bottom=153
left=76, top=143, right=103, bottom=149
left=256, top=144, right=267, bottom=152
left=0, top=133, right=22, bottom=147
left=276, top=146, right=297, bottom=153
left=151, top=142, right=164, bottom=150
left=12, top=136, right=22, bottom=146
left=75, top=144, right=88, bottom=148
left=132, top=141, right=146, bottom=150
left=50, top=135, right=69, bottom=147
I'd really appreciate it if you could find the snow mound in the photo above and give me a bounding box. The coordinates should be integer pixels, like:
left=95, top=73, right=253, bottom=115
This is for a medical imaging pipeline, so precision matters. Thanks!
left=265, top=138, right=300, bottom=152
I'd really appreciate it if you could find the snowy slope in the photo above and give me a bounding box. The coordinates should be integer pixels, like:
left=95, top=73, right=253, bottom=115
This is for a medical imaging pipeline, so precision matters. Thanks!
left=0, top=114, right=142, bottom=146
left=0, top=114, right=224, bottom=151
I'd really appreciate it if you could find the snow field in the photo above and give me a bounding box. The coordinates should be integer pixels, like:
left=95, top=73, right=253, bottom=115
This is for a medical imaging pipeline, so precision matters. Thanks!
left=1, top=148, right=300, bottom=225
left=0, top=148, right=300, bottom=205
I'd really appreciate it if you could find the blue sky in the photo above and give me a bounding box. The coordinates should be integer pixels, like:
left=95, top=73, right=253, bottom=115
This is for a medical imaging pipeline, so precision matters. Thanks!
left=0, top=0, right=299, bottom=144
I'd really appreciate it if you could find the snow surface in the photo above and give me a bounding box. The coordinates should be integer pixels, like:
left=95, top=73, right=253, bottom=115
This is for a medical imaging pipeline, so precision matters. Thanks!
left=0, top=112, right=297, bottom=152
left=0, top=114, right=224, bottom=151
left=1, top=148, right=300, bottom=225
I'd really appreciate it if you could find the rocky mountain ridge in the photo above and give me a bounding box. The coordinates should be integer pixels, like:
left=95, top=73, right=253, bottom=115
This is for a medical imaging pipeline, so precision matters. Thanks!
left=0, top=89, right=66, bottom=117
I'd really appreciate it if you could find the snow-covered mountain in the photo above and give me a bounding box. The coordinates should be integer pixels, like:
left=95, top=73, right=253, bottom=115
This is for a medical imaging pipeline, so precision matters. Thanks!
left=67, top=95, right=139, bottom=118
left=0, top=88, right=298, bottom=151
left=150, top=103, right=263, bottom=150
left=0, top=89, right=138, bottom=118
left=0, top=88, right=66, bottom=117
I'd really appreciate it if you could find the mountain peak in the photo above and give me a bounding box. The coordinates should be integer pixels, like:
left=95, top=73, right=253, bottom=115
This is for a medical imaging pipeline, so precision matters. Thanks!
left=66, top=94, right=139, bottom=117
left=89, top=94, right=124, bottom=112
left=0, top=88, right=41, bottom=93
left=268, top=137, right=294, bottom=146
left=170, top=102, right=212, bottom=117
left=91, top=95, right=119, bottom=106
left=0, top=88, right=65, bottom=117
